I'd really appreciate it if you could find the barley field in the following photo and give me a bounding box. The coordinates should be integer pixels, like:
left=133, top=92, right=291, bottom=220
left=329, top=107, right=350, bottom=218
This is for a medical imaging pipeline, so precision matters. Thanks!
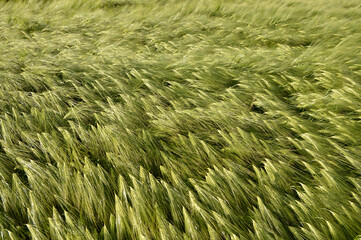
left=1, top=0, right=361, bottom=239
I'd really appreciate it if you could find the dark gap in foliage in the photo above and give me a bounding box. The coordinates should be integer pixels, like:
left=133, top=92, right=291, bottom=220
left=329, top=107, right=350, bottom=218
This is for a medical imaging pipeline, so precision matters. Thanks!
left=249, top=104, right=265, bottom=114
left=22, top=21, right=47, bottom=35
left=55, top=71, right=64, bottom=81
left=12, top=170, right=30, bottom=192
left=88, top=152, right=113, bottom=173
left=335, top=108, right=359, bottom=116
left=20, top=83, right=50, bottom=94
left=303, top=73, right=315, bottom=80
left=68, top=96, right=84, bottom=105
left=101, top=0, right=136, bottom=9
left=53, top=202, right=66, bottom=219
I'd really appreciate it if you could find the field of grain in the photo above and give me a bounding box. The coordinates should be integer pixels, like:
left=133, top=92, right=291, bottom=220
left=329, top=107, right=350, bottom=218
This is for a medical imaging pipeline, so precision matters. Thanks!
left=1, top=0, right=361, bottom=239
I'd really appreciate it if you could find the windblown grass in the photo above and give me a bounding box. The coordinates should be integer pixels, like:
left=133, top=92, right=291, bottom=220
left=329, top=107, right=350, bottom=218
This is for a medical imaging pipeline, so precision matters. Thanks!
left=0, top=0, right=361, bottom=239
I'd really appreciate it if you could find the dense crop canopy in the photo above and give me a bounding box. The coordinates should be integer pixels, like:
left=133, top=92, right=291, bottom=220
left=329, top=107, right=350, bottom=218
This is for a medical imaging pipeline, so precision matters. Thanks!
left=0, top=0, right=361, bottom=239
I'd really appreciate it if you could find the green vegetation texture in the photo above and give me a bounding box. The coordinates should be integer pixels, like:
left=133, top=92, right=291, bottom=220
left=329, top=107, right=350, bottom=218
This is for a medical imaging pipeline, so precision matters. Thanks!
left=1, top=0, right=361, bottom=239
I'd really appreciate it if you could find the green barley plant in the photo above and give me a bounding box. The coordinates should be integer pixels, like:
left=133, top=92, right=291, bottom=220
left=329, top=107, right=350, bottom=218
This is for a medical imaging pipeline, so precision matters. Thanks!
left=0, top=0, right=361, bottom=239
